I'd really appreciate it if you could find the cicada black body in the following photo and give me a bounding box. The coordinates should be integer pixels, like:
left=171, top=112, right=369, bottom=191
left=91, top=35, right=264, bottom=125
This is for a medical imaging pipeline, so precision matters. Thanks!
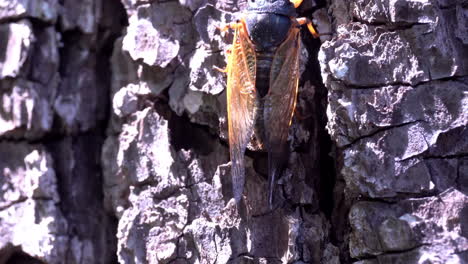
left=221, top=0, right=319, bottom=207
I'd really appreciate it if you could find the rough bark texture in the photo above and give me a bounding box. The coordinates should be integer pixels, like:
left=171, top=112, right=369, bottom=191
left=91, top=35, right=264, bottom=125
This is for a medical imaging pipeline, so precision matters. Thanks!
left=0, top=0, right=125, bottom=263
left=0, top=0, right=466, bottom=264
left=322, top=1, right=468, bottom=262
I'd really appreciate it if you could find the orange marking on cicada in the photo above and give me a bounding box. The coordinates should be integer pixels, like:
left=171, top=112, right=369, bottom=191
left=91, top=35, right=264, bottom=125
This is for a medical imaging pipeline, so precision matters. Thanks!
left=216, top=21, right=243, bottom=33
left=296, top=17, right=320, bottom=38
left=290, top=0, right=303, bottom=8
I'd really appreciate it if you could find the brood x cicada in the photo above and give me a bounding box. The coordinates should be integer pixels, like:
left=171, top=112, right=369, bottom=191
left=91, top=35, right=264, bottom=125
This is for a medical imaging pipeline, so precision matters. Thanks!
left=219, top=0, right=320, bottom=207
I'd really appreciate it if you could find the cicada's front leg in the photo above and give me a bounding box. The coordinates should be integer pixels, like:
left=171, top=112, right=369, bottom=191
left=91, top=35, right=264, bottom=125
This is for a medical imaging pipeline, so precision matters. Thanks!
left=214, top=46, right=232, bottom=73
left=291, top=0, right=332, bottom=38
left=217, top=20, right=243, bottom=33
left=296, top=17, right=320, bottom=38
left=214, top=20, right=246, bottom=73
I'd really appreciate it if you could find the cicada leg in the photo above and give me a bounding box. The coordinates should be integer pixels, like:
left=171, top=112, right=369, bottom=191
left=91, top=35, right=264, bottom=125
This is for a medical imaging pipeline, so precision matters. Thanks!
left=214, top=47, right=232, bottom=73
left=296, top=17, right=320, bottom=38
left=290, top=0, right=303, bottom=8
left=217, top=21, right=243, bottom=33
left=292, top=0, right=332, bottom=38
left=296, top=17, right=333, bottom=38
left=214, top=66, right=228, bottom=73
left=215, top=20, right=245, bottom=73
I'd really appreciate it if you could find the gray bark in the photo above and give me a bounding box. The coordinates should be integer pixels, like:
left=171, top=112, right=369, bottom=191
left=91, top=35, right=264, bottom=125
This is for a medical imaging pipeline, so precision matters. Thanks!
left=0, top=0, right=466, bottom=263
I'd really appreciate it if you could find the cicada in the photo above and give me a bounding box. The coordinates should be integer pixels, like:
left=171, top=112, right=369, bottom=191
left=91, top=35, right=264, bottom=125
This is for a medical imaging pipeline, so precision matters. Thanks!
left=219, top=0, right=320, bottom=207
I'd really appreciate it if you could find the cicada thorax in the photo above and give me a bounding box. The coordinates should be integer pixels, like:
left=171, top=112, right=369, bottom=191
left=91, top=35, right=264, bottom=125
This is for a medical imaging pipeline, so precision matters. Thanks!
left=244, top=11, right=295, bottom=151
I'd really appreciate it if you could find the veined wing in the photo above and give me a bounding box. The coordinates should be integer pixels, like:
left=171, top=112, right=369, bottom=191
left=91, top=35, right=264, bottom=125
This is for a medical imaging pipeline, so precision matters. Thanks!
left=227, top=20, right=257, bottom=202
left=264, top=26, right=301, bottom=206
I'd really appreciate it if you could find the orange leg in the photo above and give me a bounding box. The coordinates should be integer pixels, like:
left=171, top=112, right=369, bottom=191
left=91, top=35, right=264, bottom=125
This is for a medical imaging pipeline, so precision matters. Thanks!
left=296, top=17, right=320, bottom=38
left=217, top=20, right=243, bottom=33
left=214, top=66, right=228, bottom=73
left=215, top=19, right=245, bottom=73
left=213, top=47, right=232, bottom=73
left=290, top=0, right=303, bottom=8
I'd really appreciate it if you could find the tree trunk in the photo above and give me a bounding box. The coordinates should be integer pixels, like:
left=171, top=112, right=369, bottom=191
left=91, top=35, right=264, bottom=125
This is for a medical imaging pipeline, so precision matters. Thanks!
left=0, top=0, right=466, bottom=263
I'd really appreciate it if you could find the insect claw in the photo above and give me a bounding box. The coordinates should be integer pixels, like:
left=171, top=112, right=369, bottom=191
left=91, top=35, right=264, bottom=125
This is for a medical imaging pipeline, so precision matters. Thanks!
left=306, top=22, right=320, bottom=38
left=214, top=65, right=228, bottom=73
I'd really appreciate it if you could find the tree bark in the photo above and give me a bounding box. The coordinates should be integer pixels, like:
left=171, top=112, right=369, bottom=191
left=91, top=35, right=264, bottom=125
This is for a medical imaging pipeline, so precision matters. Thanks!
left=0, top=0, right=466, bottom=263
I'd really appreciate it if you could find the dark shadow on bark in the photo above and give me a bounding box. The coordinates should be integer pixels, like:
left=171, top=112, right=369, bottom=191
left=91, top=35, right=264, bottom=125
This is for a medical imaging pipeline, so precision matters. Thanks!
left=45, top=0, right=127, bottom=263
left=5, top=251, right=45, bottom=264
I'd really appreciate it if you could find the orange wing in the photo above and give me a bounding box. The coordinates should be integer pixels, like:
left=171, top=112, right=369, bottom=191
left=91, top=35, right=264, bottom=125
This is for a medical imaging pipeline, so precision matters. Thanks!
left=227, top=20, right=257, bottom=202
left=264, top=26, right=301, bottom=206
